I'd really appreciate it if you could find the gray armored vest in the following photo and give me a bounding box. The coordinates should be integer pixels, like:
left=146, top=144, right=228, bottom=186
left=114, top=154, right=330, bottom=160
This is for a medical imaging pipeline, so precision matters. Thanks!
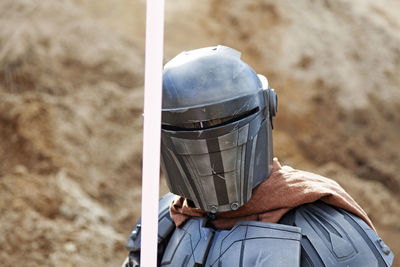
left=125, top=193, right=394, bottom=267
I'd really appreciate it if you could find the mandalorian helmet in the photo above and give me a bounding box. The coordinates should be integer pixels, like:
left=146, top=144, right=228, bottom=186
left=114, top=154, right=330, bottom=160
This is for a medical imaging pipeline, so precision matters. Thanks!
left=161, top=45, right=277, bottom=213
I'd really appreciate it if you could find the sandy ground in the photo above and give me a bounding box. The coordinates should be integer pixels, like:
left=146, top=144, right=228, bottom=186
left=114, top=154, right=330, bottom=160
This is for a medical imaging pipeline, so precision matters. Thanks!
left=0, top=0, right=399, bottom=266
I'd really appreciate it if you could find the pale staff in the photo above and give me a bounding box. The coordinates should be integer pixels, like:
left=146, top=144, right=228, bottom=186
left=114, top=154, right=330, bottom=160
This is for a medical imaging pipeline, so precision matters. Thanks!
left=140, top=0, right=165, bottom=266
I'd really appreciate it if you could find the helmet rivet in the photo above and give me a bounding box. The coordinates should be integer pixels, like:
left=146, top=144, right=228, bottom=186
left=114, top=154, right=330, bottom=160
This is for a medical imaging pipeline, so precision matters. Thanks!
left=210, top=205, right=218, bottom=214
left=231, top=202, right=239, bottom=210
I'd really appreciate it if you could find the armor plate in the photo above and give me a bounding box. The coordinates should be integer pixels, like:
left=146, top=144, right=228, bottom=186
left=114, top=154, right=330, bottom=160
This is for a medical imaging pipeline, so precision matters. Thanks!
left=125, top=195, right=394, bottom=267
left=280, top=201, right=394, bottom=267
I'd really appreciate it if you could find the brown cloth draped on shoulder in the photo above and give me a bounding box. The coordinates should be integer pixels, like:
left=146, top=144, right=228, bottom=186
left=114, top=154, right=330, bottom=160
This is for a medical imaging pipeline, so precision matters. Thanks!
left=170, top=158, right=375, bottom=231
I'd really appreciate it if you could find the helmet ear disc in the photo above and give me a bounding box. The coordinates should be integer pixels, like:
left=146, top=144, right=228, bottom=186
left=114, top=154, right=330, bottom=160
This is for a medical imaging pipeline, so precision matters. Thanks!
left=268, top=88, right=278, bottom=117
left=265, top=88, right=277, bottom=129
left=257, top=74, right=277, bottom=118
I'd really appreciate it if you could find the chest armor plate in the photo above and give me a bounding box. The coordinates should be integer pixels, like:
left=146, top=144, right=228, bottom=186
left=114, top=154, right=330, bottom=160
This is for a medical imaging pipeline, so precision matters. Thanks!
left=160, top=218, right=302, bottom=267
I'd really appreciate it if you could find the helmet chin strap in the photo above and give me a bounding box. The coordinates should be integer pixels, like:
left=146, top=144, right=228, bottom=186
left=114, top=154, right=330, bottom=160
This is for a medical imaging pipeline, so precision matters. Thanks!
left=140, top=1, right=165, bottom=267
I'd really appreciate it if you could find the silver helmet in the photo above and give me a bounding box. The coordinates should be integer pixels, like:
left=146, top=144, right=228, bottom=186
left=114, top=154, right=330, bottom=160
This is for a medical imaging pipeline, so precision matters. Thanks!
left=161, top=46, right=277, bottom=213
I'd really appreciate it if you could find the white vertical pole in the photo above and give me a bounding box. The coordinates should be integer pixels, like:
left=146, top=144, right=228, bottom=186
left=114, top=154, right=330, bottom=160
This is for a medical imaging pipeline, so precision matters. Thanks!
left=140, top=0, right=165, bottom=266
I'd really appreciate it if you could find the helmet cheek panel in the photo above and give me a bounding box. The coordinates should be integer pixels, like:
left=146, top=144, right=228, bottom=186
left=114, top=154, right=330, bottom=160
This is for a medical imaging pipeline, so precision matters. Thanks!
left=189, top=153, right=213, bottom=176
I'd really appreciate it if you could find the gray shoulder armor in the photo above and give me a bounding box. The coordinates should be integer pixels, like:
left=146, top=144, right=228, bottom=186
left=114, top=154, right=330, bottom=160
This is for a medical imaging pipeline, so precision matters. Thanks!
left=161, top=218, right=302, bottom=267
left=161, top=217, right=214, bottom=266
left=280, top=201, right=394, bottom=267
left=125, top=193, right=177, bottom=267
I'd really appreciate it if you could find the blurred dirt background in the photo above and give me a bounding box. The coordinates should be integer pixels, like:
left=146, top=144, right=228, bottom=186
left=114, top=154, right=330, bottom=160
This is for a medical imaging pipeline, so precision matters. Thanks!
left=0, top=0, right=399, bottom=266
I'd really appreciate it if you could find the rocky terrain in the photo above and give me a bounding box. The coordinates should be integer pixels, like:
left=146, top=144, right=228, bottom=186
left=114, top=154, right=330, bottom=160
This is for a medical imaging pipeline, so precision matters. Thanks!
left=0, top=0, right=399, bottom=266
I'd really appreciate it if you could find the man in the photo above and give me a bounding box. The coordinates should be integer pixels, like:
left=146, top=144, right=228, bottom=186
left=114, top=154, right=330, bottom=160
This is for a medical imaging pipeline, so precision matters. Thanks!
left=124, top=46, right=394, bottom=266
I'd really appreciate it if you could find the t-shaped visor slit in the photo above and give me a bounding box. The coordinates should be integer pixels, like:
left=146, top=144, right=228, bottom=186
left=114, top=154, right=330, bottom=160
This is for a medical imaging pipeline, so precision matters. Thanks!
left=162, top=106, right=259, bottom=131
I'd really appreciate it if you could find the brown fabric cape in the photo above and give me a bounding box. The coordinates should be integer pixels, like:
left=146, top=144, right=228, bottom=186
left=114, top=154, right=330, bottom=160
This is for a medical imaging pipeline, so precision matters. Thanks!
left=170, top=159, right=375, bottom=231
